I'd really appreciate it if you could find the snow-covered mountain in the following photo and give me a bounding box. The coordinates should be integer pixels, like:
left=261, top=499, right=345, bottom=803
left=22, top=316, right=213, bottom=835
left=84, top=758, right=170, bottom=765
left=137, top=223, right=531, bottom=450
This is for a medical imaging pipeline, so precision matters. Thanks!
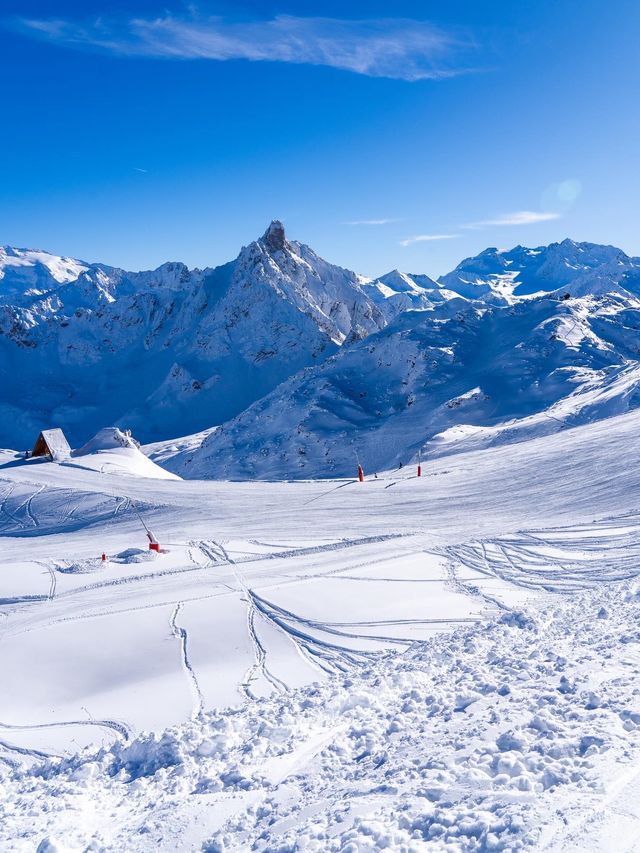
left=3, top=229, right=640, bottom=468
left=0, top=246, right=91, bottom=305
left=438, top=238, right=640, bottom=301
left=176, top=239, right=640, bottom=479
left=361, top=268, right=453, bottom=317
left=0, top=222, right=387, bottom=448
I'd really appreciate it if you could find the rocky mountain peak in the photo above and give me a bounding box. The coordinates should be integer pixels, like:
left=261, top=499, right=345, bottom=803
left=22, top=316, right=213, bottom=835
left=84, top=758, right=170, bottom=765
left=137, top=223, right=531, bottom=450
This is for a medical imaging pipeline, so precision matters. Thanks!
left=262, top=220, right=287, bottom=252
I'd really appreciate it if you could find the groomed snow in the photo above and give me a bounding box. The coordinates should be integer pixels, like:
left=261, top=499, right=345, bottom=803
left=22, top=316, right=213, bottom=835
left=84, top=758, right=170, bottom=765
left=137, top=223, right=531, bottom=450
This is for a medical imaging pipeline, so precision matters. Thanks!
left=2, top=409, right=640, bottom=849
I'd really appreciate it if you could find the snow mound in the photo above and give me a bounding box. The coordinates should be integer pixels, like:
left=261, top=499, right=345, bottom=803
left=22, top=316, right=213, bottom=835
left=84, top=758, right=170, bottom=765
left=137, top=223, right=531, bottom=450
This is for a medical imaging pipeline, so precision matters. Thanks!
left=112, top=547, right=157, bottom=564
left=74, top=427, right=138, bottom=455
left=69, top=428, right=180, bottom=480
left=57, top=557, right=107, bottom=575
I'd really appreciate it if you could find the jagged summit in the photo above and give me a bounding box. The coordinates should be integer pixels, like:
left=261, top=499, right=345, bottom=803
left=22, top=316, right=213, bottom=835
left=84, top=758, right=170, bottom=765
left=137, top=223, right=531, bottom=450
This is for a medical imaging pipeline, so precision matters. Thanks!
left=261, top=219, right=287, bottom=252
left=0, top=221, right=387, bottom=447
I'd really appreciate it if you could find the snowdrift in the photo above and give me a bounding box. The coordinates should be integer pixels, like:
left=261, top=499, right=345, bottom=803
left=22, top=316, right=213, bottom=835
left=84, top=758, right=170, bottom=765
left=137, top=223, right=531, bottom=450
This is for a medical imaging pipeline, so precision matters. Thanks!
left=69, top=428, right=180, bottom=480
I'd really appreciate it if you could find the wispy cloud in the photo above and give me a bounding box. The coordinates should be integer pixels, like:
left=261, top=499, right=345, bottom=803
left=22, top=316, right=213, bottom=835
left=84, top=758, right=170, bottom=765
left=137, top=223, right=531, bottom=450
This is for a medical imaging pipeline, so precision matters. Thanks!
left=399, top=234, right=459, bottom=247
left=12, top=12, right=476, bottom=81
left=345, top=218, right=400, bottom=226
left=461, top=211, right=561, bottom=229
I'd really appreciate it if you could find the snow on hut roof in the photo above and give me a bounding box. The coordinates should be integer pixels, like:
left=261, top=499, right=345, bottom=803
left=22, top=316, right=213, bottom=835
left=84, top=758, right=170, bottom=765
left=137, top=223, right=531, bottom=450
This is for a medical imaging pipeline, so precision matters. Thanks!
left=32, top=428, right=72, bottom=460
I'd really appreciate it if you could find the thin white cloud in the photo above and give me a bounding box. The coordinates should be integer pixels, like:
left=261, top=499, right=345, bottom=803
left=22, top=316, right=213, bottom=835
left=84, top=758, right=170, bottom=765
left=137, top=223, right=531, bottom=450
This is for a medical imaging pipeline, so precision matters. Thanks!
left=345, top=218, right=400, bottom=226
left=13, top=13, right=476, bottom=81
left=399, top=234, right=459, bottom=247
left=462, top=211, right=562, bottom=229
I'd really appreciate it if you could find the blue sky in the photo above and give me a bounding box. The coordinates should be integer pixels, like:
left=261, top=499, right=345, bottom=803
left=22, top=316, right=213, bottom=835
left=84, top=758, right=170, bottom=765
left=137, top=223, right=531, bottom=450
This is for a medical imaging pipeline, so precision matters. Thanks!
left=1, top=1, right=639, bottom=277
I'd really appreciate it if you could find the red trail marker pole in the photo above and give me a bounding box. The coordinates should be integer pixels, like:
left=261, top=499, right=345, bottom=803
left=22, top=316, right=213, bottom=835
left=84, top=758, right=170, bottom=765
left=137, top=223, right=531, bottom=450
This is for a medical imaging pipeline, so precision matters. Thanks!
left=357, top=464, right=364, bottom=482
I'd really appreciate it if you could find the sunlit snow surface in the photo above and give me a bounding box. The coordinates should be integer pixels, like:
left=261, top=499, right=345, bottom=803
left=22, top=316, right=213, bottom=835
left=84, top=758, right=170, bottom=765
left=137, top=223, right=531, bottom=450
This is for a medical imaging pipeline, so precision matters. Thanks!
left=2, top=413, right=640, bottom=850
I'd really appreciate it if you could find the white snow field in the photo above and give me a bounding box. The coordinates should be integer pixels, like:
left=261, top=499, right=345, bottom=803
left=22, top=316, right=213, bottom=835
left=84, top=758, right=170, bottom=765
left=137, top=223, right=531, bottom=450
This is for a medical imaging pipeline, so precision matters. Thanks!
left=2, top=411, right=640, bottom=850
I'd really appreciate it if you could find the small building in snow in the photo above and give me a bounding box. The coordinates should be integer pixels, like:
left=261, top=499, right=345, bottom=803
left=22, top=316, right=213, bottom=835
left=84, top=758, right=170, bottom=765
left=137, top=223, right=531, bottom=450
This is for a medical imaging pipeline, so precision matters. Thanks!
left=30, top=429, right=72, bottom=461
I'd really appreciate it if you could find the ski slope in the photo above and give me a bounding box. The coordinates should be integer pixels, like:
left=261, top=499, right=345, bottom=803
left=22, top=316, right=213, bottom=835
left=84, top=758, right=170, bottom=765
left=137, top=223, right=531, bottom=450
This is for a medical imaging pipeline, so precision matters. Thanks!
left=2, top=411, right=640, bottom=849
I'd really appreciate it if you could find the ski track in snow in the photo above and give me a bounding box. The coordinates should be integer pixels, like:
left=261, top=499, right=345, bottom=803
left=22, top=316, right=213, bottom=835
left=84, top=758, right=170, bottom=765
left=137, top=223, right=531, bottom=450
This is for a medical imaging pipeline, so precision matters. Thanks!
left=3, top=581, right=640, bottom=851
left=41, top=562, right=57, bottom=600
left=446, top=517, right=640, bottom=594
left=4, top=411, right=640, bottom=849
left=169, top=602, right=205, bottom=718
left=222, top=543, right=290, bottom=700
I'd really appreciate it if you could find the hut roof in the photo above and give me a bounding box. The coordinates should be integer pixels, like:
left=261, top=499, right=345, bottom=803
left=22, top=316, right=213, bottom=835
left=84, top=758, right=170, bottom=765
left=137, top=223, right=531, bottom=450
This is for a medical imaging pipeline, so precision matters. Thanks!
left=32, top=429, right=72, bottom=460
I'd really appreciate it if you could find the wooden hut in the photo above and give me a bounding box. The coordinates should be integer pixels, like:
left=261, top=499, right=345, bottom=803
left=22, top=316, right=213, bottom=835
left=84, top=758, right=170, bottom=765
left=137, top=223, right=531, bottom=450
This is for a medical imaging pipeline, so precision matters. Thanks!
left=30, top=429, right=72, bottom=460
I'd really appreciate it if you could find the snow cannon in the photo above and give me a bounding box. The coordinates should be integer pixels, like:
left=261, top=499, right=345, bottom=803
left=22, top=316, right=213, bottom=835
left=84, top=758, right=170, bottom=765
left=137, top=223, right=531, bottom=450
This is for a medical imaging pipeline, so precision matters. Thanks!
left=357, top=464, right=364, bottom=482
left=147, top=531, right=161, bottom=552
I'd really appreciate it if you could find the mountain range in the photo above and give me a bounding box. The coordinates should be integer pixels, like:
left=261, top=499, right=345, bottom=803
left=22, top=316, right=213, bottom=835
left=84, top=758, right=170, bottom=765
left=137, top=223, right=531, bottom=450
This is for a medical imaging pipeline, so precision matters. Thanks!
left=0, top=221, right=385, bottom=448
left=2, top=223, right=640, bottom=477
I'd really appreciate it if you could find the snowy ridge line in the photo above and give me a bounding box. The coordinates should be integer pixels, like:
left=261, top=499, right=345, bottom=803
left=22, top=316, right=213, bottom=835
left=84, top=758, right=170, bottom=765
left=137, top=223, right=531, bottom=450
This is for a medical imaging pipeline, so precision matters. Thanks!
left=0, top=221, right=390, bottom=450
left=232, top=532, right=412, bottom=563
left=4, top=580, right=640, bottom=850
left=4, top=234, right=640, bottom=473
